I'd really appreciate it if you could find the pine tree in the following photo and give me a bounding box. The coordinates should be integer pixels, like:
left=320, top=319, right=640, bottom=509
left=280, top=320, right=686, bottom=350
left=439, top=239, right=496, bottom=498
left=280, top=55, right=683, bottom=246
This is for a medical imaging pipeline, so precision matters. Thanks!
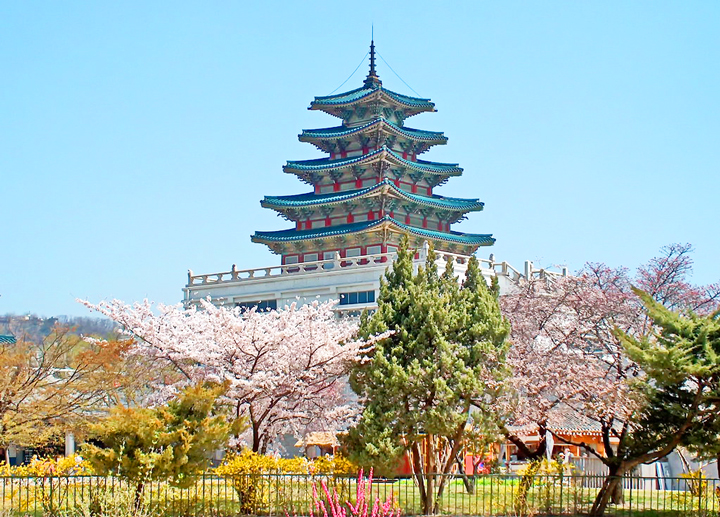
left=347, top=237, right=510, bottom=514
left=593, top=289, right=720, bottom=517
left=82, top=383, right=238, bottom=507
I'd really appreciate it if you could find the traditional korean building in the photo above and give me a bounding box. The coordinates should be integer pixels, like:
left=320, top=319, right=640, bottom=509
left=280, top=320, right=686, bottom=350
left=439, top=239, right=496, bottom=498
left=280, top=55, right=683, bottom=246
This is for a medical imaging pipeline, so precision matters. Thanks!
left=251, top=41, right=493, bottom=265
left=184, top=43, right=564, bottom=310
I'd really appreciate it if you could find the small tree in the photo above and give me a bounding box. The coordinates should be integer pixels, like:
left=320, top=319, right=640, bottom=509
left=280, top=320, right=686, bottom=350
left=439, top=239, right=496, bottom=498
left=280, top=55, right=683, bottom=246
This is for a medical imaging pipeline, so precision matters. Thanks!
left=347, top=238, right=510, bottom=514
left=82, top=383, right=236, bottom=507
left=617, top=290, right=720, bottom=504
left=0, top=325, right=133, bottom=456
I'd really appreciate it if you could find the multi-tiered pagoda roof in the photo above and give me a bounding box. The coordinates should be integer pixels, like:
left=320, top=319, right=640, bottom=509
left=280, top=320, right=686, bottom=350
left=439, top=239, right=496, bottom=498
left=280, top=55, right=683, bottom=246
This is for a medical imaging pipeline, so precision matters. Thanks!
left=252, top=42, right=494, bottom=264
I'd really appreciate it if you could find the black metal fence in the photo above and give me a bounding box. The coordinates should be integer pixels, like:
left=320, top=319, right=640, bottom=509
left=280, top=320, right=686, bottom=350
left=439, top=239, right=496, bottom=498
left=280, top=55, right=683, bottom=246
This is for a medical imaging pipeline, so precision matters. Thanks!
left=1, top=472, right=718, bottom=516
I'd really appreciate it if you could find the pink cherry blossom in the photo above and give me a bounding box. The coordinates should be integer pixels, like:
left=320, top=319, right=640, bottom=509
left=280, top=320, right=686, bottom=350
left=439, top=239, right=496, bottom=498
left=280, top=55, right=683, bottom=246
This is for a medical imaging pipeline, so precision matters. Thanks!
left=80, top=297, right=370, bottom=452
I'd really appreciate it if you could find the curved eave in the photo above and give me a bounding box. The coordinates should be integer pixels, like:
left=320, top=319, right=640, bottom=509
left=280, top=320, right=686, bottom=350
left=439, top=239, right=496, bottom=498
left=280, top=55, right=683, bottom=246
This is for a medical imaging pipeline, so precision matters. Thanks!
left=309, top=87, right=435, bottom=114
left=252, top=216, right=494, bottom=247
left=284, top=146, right=463, bottom=176
left=299, top=118, right=447, bottom=145
left=261, top=179, right=484, bottom=212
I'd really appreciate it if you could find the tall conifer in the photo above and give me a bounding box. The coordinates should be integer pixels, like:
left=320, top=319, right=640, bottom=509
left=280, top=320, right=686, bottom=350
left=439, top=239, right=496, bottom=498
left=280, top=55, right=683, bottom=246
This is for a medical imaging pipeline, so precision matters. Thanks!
left=348, top=237, right=510, bottom=514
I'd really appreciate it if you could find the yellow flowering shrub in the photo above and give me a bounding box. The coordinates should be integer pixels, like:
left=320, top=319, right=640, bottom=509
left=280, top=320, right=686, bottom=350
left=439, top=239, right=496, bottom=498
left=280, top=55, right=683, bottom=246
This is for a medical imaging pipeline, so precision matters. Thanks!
left=214, top=449, right=358, bottom=477
left=515, top=458, right=576, bottom=516
left=516, top=457, right=568, bottom=477
left=681, top=469, right=707, bottom=496
left=309, top=454, right=357, bottom=476
left=0, top=455, right=93, bottom=516
left=214, top=450, right=359, bottom=514
left=215, top=449, right=307, bottom=476
left=0, top=454, right=92, bottom=476
left=215, top=450, right=307, bottom=514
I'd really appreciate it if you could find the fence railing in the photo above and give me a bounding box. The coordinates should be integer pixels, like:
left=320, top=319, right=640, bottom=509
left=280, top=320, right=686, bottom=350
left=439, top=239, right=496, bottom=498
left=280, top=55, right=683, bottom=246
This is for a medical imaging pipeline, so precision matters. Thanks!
left=1, top=473, right=717, bottom=516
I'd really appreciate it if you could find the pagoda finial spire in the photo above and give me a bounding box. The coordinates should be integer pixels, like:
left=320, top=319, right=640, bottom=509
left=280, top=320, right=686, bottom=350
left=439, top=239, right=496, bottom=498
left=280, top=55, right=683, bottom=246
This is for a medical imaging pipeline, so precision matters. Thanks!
left=364, top=36, right=382, bottom=88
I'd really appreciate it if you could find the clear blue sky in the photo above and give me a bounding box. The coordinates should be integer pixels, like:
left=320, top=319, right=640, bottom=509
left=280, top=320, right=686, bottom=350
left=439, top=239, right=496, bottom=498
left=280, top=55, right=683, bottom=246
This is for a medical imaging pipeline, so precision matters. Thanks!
left=1, top=1, right=718, bottom=317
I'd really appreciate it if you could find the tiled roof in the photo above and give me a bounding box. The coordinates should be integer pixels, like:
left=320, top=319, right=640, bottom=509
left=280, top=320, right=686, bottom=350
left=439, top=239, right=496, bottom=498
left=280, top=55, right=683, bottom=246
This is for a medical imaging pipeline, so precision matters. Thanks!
left=0, top=335, right=17, bottom=344
left=299, top=118, right=447, bottom=144
left=284, top=146, right=463, bottom=176
left=262, top=179, right=484, bottom=212
left=508, top=405, right=607, bottom=437
left=310, top=85, right=435, bottom=111
left=294, top=431, right=340, bottom=448
left=252, top=216, right=494, bottom=246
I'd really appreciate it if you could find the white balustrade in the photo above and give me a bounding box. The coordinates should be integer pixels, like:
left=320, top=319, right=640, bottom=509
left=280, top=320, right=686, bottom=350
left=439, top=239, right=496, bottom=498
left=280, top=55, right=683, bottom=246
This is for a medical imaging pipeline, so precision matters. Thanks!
left=186, top=248, right=567, bottom=288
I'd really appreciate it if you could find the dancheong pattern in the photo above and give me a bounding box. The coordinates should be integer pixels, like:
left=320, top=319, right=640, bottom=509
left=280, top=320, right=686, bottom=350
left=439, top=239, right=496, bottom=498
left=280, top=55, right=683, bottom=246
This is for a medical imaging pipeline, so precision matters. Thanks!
left=252, top=41, right=494, bottom=264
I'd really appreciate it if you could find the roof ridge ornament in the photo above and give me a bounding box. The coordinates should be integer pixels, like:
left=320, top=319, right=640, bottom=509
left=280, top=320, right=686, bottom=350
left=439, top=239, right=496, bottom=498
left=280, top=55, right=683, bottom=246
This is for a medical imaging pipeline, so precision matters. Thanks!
left=363, top=39, right=382, bottom=89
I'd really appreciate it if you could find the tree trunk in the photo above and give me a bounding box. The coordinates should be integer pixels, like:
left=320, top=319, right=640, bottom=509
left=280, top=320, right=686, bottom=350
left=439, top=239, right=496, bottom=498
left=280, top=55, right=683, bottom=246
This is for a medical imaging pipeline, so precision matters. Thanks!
left=432, top=424, right=469, bottom=513
left=458, top=468, right=475, bottom=495
left=425, top=436, right=435, bottom=515
left=252, top=423, right=261, bottom=453
left=463, top=475, right=476, bottom=495
left=590, top=465, right=625, bottom=517
left=425, top=473, right=435, bottom=515
left=611, top=478, right=624, bottom=505
left=410, top=443, right=429, bottom=515
left=455, top=452, right=475, bottom=494
left=133, top=481, right=145, bottom=511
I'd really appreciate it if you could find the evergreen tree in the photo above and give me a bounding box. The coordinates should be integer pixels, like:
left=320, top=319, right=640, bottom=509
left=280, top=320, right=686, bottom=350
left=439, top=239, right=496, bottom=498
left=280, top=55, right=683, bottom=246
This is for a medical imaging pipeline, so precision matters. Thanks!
left=347, top=237, right=510, bottom=514
left=83, top=383, right=239, bottom=507
left=595, top=289, right=720, bottom=517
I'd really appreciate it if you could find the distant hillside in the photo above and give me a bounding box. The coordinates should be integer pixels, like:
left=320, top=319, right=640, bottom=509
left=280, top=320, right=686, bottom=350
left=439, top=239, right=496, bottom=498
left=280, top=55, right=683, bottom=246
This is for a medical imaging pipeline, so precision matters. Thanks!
left=0, top=314, right=119, bottom=343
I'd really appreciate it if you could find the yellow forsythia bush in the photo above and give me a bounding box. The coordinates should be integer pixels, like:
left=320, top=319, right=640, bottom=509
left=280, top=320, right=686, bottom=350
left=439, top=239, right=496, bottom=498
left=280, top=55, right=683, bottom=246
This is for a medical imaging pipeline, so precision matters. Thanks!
left=215, top=449, right=306, bottom=514
left=215, top=449, right=358, bottom=514
left=0, top=454, right=92, bottom=476
left=516, top=458, right=567, bottom=477
left=309, top=454, right=357, bottom=475
left=215, top=449, right=358, bottom=477
left=215, top=449, right=307, bottom=476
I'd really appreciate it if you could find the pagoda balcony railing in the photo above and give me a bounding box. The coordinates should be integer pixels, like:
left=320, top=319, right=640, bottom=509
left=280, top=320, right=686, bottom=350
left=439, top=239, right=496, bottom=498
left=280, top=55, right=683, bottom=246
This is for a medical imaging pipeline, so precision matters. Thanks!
left=186, top=247, right=567, bottom=288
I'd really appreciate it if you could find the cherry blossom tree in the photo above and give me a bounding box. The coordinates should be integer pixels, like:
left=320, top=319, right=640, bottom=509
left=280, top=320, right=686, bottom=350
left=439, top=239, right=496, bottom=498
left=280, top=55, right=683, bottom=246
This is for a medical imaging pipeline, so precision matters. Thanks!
left=80, top=298, right=366, bottom=453
left=636, top=243, right=720, bottom=314
left=499, top=244, right=720, bottom=516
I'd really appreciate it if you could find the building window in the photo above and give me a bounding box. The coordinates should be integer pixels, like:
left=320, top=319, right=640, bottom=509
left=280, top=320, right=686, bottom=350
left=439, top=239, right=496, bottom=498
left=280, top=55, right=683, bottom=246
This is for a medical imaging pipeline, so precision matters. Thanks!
left=303, top=253, right=319, bottom=263
left=346, top=248, right=362, bottom=258
left=339, top=290, right=376, bottom=306
left=284, top=255, right=299, bottom=265
left=366, top=245, right=382, bottom=255
left=236, top=299, right=278, bottom=312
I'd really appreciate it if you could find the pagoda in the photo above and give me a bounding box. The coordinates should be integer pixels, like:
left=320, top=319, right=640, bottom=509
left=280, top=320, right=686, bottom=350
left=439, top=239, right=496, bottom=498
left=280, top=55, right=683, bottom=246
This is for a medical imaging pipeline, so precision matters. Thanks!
left=184, top=43, right=566, bottom=311
left=251, top=41, right=494, bottom=266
